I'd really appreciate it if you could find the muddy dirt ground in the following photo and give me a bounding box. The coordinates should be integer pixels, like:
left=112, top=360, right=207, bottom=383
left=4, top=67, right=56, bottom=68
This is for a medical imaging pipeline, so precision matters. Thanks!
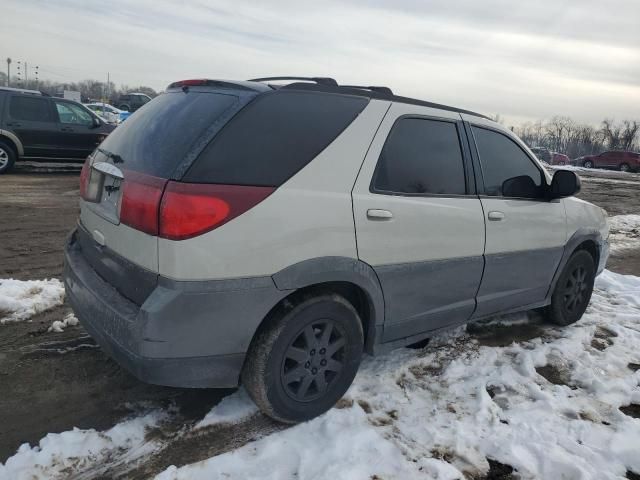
left=0, top=166, right=639, bottom=474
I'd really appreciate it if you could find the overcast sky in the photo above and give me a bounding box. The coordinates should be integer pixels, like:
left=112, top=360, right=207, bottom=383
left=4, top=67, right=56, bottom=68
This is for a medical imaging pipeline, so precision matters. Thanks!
left=1, top=0, right=638, bottom=125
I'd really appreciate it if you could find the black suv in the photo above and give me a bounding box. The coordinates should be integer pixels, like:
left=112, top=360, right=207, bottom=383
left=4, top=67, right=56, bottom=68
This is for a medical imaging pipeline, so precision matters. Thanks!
left=0, top=87, right=115, bottom=173
left=116, top=93, right=152, bottom=112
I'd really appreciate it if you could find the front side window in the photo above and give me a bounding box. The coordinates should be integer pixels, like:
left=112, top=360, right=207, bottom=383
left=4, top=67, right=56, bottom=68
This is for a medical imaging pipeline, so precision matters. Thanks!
left=472, top=126, right=543, bottom=197
left=54, top=101, right=94, bottom=126
left=9, top=96, right=54, bottom=122
left=372, top=118, right=466, bottom=195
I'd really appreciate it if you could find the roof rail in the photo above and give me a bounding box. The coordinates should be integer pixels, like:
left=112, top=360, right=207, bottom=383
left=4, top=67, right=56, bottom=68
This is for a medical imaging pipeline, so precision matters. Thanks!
left=341, top=85, right=393, bottom=95
left=248, top=76, right=338, bottom=87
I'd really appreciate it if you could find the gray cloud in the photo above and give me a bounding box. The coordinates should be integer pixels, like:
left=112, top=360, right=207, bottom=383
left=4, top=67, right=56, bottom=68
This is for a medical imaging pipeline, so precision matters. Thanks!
left=1, top=0, right=638, bottom=125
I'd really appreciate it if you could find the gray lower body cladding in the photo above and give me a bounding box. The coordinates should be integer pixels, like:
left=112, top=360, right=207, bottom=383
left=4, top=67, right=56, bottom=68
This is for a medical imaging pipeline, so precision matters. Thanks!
left=64, top=227, right=288, bottom=388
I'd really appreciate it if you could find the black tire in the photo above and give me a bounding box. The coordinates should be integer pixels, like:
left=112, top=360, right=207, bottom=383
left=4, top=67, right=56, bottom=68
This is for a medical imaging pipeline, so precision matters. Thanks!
left=242, top=294, right=364, bottom=423
left=546, top=250, right=595, bottom=326
left=583, top=160, right=594, bottom=169
left=0, top=140, right=16, bottom=174
left=619, top=163, right=630, bottom=172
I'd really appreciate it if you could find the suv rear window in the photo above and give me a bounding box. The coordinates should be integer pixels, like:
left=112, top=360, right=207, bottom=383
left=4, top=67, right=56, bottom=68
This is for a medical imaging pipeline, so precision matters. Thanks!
left=97, top=91, right=239, bottom=178
left=184, top=91, right=368, bottom=186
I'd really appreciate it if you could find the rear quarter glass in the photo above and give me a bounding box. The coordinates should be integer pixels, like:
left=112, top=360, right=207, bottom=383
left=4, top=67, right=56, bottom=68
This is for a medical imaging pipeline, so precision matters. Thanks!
left=96, top=91, right=241, bottom=178
left=184, top=90, right=369, bottom=187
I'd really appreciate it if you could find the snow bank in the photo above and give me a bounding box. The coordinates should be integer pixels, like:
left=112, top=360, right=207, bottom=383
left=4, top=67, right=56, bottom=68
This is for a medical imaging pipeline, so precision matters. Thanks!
left=47, top=313, right=79, bottom=333
left=608, top=214, right=640, bottom=252
left=195, top=388, right=258, bottom=429
left=0, top=412, right=164, bottom=480
left=0, top=278, right=65, bottom=324
left=158, top=270, right=640, bottom=479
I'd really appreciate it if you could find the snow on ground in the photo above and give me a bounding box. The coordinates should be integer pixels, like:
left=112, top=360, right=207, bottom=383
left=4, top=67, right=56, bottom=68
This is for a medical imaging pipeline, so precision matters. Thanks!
left=609, top=214, right=640, bottom=252
left=0, top=411, right=166, bottom=480
left=156, top=270, right=640, bottom=480
left=47, top=312, right=79, bottom=333
left=0, top=278, right=65, bottom=324
left=195, top=388, right=258, bottom=429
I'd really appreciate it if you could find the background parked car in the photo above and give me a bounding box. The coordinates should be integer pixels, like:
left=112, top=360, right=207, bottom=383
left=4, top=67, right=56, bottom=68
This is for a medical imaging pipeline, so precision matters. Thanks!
left=572, top=151, right=640, bottom=172
left=116, top=93, right=152, bottom=112
left=530, top=146, right=552, bottom=164
left=550, top=152, right=570, bottom=165
left=0, top=86, right=114, bottom=173
left=85, top=103, right=124, bottom=125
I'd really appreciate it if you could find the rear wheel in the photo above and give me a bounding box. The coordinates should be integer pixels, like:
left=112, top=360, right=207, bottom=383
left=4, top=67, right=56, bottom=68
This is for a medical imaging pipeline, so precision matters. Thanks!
left=619, top=163, right=630, bottom=172
left=546, top=250, right=595, bottom=326
left=583, top=160, right=594, bottom=169
left=242, top=294, right=364, bottom=423
left=0, top=140, right=16, bottom=174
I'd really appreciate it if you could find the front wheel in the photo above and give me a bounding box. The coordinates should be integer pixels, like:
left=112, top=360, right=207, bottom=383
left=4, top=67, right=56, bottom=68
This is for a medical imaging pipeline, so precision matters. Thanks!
left=619, top=163, right=630, bottom=172
left=0, top=140, right=16, bottom=174
left=242, top=294, right=363, bottom=423
left=546, top=250, right=595, bottom=326
left=583, top=160, right=594, bottom=169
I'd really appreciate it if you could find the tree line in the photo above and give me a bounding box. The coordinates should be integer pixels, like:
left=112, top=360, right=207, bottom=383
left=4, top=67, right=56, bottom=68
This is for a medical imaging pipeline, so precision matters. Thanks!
left=507, top=116, right=639, bottom=158
left=0, top=72, right=157, bottom=103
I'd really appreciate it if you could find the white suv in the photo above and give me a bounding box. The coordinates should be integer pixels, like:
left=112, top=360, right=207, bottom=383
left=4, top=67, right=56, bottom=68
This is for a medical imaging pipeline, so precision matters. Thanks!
left=64, top=77, right=609, bottom=423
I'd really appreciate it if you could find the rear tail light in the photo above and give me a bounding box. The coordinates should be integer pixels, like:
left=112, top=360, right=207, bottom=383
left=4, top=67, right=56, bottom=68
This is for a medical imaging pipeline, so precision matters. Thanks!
left=80, top=155, right=101, bottom=202
left=79, top=158, right=91, bottom=199
left=119, top=172, right=167, bottom=235
left=118, top=173, right=274, bottom=240
left=159, top=183, right=274, bottom=240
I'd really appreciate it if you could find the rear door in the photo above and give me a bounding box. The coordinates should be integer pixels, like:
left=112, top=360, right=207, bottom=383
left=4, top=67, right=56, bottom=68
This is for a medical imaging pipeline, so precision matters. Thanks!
left=352, top=104, right=485, bottom=342
left=464, top=117, right=566, bottom=317
left=5, top=94, right=59, bottom=157
left=52, top=99, right=105, bottom=158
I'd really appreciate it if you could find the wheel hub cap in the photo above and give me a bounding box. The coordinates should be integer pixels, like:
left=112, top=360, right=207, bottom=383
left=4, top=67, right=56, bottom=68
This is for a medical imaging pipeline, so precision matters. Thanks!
left=281, top=320, right=346, bottom=402
left=0, top=148, right=8, bottom=169
left=563, top=266, right=588, bottom=313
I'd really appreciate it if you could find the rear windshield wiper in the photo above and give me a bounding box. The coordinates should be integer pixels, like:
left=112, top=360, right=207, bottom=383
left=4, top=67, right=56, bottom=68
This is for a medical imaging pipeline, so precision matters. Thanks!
left=97, top=147, right=124, bottom=164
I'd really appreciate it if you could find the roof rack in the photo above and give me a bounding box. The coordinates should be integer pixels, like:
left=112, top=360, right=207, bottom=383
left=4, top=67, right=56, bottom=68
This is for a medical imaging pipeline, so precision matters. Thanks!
left=0, top=86, right=43, bottom=96
left=248, top=76, right=338, bottom=87
left=341, top=85, right=393, bottom=95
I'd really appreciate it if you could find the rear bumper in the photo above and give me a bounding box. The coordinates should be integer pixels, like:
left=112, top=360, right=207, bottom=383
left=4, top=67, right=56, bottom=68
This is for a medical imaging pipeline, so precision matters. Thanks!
left=64, top=228, right=287, bottom=388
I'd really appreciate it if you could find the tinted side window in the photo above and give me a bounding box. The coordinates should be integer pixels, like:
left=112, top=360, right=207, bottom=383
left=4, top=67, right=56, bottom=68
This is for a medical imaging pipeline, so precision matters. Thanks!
left=472, top=127, right=543, bottom=197
left=185, top=91, right=368, bottom=186
left=9, top=96, right=53, bottom=122
left=372, top=118, right=466, bottom=195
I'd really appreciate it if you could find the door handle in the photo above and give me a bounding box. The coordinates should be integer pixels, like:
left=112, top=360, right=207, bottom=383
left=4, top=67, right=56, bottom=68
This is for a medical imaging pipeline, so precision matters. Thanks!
left=367, top=209, right=393, bottom=220
left=61, top=127, right=74, bottom=132
left=6, top=122, right=21, bottom=127
left=488, top=211, right=505, bottom=221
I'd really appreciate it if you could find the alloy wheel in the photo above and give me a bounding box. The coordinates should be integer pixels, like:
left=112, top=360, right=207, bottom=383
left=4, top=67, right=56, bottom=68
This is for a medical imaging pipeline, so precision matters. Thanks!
left=563, top=265, right=588, bottom=313
left=0, top=147, right=8, bottom=170
left=281, top=320, right=346, bottom=402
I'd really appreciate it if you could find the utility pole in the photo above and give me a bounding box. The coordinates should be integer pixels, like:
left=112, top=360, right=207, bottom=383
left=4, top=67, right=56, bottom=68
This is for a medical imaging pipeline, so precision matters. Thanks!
left=5, top=58, right=10, bottom=87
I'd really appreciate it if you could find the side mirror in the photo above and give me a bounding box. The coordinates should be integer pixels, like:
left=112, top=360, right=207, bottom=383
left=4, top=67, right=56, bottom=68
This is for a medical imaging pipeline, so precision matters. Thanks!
left=90, top=116, right=102, bottom=129
left=501, top=175, right=538, bottom=198
left=550, top=170, right=581, bottom=198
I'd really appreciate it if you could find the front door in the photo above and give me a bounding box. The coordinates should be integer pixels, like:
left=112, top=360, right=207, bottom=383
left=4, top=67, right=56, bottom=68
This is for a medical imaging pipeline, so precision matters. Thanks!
left=52, top=99, right=103, bottom=158
left=465, top=119, right=567, bottom=317
left=353, top=104, right=485, bottom=342
left=5, top=94, right=59, bottom=157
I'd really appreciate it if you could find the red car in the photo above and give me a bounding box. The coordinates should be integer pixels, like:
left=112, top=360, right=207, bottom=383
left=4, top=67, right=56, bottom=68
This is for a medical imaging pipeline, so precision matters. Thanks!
left=550, top=152, right=570, bottom=165
left=573, top=151, right=640, bottom=172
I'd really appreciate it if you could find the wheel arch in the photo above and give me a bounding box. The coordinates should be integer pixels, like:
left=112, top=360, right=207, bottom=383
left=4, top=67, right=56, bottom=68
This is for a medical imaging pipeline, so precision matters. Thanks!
left=266, top=257, right=386, bottom=355
left=0, top=130, right=24, bottom=157
left=546, top=229, right=604, bottom=301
